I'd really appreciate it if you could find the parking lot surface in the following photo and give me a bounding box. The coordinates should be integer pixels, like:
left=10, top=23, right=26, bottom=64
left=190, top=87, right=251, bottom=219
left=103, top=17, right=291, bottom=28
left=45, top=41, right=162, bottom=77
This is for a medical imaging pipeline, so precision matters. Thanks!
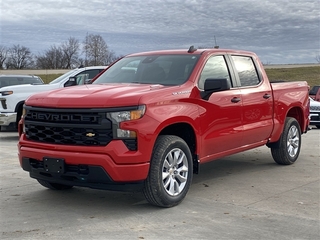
left=0, top=128, right=319, bottom=240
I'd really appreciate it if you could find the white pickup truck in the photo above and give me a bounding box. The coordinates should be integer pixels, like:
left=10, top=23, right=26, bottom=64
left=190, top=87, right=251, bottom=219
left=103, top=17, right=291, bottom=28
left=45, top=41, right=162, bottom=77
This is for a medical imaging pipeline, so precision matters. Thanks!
left=0, top=66, right=107, bottom=130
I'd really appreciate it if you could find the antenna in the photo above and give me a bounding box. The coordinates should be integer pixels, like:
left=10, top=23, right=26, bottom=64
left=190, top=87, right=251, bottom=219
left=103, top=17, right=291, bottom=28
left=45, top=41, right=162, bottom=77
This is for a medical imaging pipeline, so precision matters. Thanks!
left=214, top=36, right=219, bottom=49
left=188, top=45, right=197, bottom=53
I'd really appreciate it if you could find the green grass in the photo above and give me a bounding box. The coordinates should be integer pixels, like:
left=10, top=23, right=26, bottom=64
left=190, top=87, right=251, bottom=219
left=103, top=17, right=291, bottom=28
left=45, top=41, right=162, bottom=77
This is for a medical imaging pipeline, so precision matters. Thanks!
left=38, top=66, right=320, bottom=87
left=265, top=66, right=319, bottom=88
left=38, top=74, right=62, bottom=84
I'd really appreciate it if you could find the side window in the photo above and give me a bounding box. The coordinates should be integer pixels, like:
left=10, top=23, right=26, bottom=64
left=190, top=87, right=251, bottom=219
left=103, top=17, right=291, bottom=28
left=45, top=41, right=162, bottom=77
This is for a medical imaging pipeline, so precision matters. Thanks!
left=231, top=56, right=260, bottom=87
left=80, top=69, right=101, bottom=79
left=198, top=56, right=230, bottom=90
left=75, top=69, right=101, bottom=85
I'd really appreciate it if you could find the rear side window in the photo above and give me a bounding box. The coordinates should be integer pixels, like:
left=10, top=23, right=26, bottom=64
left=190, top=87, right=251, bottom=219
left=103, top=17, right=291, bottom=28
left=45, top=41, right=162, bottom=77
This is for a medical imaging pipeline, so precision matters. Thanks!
left=309, top=86, right=320, bottom=95
left=231, top=56, right=260, bottom=87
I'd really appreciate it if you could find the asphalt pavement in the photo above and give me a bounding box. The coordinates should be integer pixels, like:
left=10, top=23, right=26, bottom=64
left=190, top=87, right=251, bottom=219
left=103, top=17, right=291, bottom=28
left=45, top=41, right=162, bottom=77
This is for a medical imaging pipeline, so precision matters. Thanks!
left=0, top=127, right=319, bottom=240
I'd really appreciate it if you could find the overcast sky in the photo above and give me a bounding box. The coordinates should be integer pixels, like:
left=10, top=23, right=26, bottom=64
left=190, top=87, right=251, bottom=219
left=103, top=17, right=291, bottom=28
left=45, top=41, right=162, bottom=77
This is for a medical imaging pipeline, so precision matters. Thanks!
left=1, top=0, right=319, bottom=64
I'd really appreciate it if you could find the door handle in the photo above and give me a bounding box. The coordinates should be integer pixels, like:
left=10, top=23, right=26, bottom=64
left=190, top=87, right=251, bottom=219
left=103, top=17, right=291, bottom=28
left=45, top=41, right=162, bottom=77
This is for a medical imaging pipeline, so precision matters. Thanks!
left=231, top=97, right=241, bottom=103
left=263, top=93, right=271, bottom=99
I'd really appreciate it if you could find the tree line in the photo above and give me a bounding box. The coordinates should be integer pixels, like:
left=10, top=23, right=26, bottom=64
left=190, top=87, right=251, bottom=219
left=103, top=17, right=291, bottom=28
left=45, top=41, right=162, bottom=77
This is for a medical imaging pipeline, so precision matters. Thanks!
left=0, top=34, right=123, bottom=69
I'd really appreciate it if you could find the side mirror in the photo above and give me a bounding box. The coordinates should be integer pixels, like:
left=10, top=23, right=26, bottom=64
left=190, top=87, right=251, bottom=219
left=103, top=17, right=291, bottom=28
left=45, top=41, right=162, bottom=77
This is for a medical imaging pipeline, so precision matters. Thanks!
left=64, top=77, right=77, bottom=87
left=84, top=79, right=92, bottom=84
left=201, top=78, right=230, bottom=100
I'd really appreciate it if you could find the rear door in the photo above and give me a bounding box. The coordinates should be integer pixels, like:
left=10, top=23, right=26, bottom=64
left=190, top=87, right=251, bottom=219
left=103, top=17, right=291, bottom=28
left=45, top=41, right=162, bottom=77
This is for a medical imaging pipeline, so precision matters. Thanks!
left=229, top=55, right=273, bottom=146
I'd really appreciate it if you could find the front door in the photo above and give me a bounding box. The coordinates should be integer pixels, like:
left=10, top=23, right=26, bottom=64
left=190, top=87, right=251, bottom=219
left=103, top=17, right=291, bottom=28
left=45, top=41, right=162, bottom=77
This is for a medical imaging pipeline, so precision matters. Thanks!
left=197, top=55, right=244, bottom=162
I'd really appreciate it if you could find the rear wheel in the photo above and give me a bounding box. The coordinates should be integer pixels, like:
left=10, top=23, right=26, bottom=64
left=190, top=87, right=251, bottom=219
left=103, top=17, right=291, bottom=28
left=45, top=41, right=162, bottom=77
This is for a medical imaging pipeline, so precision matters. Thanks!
left=37, top=179, right=73, bottom=190
left=271, top=117, right=301, bottom=165
left=143, top=135, right=193, bottom=208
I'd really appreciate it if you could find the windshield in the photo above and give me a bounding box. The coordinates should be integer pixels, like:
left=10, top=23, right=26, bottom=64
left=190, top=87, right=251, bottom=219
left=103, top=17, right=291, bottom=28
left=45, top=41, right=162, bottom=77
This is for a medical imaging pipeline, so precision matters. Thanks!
left=0, top=76, right=43, bottom=87
left=93, top=54, right=200, bottom=86
left=49, top=69, right=80, bottom=84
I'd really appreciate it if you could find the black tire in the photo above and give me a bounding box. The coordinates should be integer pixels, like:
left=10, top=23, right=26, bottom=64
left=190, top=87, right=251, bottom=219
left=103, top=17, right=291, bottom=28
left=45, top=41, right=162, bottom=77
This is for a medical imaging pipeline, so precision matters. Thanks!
left=316, top=125, right=320, bottom=129
left=271, top=117, right=301, bottom=165
left=143, top=135, right=193, bottom=208
left=37, top=179, right=73, bottom=190
left=15, top=103, right=24, bottom=130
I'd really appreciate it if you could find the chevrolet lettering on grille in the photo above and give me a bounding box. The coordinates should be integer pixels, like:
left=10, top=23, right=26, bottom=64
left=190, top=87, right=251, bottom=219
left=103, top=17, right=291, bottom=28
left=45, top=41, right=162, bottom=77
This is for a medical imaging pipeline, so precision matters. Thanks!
left=29, top=112, right=98, bottom=122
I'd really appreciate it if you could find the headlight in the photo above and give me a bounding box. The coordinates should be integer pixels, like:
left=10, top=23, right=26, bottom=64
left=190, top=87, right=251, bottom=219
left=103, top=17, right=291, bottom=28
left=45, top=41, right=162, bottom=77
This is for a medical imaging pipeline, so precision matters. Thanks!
left=22, top=107, right=27, bottom=133
left=22, top=107, right=26, bottom=118
left=1, top=91, right=13, bottom=96
left=108, top=105, right=145, bottom=138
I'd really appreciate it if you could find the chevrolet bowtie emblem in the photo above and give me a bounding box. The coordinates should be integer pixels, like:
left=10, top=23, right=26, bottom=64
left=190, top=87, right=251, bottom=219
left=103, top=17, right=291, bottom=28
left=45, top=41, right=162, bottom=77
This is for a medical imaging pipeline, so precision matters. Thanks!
left=86, top=133, right=95, bottom=137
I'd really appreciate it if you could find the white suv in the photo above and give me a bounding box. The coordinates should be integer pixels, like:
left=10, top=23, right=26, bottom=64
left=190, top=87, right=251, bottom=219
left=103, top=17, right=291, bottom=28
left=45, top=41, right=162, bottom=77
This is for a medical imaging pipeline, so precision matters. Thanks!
left=0, top=66, right=107, bottom=130
left=309, top=97, right=320, bottom=129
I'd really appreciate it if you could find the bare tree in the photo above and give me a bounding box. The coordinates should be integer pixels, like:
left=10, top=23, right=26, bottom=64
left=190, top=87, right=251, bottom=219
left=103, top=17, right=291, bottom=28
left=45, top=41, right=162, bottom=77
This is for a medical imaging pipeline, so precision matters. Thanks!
left=105, top=50, right=123, bottom=65
left=36, top=45, right=65, bottom=69
left=83, top=34, right=108, bottom=66
left=0, top=45, right=8, bottom=69
left=61, top=37, right=80, bottom=68
left=6, top=45, right=34, bottom=69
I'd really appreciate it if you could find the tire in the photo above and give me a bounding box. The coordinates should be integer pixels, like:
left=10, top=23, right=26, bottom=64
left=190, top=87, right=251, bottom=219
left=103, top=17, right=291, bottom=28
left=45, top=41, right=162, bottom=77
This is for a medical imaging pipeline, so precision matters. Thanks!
left=316, top=125, right=320, bottom=129
left=37, top=179, right=73, bottom=190
left=15, top=104, right=24, bottom=130
left=143, top=135, right=193, bottom=208
left=271, top=117, right=301, bottom=165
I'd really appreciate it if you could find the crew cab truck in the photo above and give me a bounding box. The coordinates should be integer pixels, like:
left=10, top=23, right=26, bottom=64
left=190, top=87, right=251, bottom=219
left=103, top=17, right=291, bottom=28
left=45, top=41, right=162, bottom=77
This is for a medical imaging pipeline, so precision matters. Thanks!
left=0, top=66, right=106, bottom=130
left=18, top=47, right=310, bottom=207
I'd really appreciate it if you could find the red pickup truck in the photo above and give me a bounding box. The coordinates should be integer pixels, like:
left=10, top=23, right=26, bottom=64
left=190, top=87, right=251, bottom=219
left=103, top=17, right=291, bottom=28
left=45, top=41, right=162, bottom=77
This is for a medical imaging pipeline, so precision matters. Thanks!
left=18, top=47, right=310, bottom=207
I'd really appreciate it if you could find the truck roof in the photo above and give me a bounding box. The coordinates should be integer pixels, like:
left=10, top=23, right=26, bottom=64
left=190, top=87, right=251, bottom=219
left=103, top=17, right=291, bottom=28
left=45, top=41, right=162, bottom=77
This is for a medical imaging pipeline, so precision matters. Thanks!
left=127, top=47, right=256, bottom=57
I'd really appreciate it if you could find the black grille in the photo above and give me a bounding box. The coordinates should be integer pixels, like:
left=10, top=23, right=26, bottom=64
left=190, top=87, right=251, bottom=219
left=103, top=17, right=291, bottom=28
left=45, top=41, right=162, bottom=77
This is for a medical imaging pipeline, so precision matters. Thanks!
left=310, top=106, right=320, bottom=111
left=25, top=124, right=113, bottom=145
left=24, top=107, right=113, bottom=146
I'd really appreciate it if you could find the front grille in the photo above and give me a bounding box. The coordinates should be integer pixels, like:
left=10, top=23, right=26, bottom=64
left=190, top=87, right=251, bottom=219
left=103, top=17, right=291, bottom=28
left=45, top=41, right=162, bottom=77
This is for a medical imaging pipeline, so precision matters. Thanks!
left=25, top=124, right=113, bottom=145
left=310, top=106, right=320, bottom=111
left=24, top=107, right=113, bottom=146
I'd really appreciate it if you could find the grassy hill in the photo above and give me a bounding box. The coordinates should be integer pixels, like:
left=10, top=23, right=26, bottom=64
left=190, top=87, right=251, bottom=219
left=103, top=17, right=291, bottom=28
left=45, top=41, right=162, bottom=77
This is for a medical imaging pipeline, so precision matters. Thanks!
left=265, top=66, right=319, bottom=88
left=38, top=66, right=320, bottom=87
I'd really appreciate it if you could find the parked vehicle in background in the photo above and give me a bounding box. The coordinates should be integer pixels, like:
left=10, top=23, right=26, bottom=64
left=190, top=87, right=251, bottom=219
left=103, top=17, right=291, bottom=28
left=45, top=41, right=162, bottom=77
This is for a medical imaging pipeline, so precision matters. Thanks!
left=0, top=75, right=43, bottom=88
left=0, top=66, right=107, bottom=130
left=309, top=97, right=320, bottom=128
left=309, top=85, right=320, bottom=101
left=18, top=47, right=309, bottom=207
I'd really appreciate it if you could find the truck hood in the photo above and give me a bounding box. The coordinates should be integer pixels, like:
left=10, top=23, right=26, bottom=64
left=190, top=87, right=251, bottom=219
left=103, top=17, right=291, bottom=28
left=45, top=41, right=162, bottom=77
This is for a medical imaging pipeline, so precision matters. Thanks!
left=26, top=83, right=169, bottom=108
left=0, top=83, right=56, bottom=93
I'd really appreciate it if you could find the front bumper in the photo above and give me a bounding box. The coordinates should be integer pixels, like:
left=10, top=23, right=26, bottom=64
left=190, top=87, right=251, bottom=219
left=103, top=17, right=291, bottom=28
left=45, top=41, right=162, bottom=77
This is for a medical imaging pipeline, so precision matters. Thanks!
left=309, top=112, right=320, bottom=126
left=0, top=112, right=16, bottom=126
left=18, top=135, right=151, bottom=191
left=21, top=157, right=145, bottom=191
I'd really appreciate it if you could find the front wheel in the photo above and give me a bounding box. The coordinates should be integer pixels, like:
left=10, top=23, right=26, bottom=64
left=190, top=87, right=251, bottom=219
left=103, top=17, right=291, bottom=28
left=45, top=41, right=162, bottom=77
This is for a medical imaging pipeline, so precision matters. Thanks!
left=37, top=179, right=73, bottom=190
left=271, top=117, right=301, bottom=165
left=143, top=135, right=193, bottom=208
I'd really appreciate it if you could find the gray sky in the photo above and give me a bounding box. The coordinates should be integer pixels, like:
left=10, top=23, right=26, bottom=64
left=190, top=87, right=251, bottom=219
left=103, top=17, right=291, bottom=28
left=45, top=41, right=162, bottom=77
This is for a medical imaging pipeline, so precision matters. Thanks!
left=1, top=0, right=319, bottom=64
